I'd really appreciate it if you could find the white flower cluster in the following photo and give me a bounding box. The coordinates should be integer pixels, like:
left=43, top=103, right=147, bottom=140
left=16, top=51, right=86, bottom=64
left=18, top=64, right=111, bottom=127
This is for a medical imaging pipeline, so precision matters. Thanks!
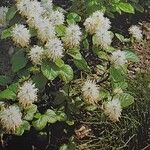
left=28, top=45, right=44, bottom=65
left=13, top=0, right=83, bottom=63
left=45, top=38, right=64, bottom=61
left=0, top=6, right=8, bottom=27
left=84, top=11, right=112, bottom=49
left=82, top=80, right=99, bottom=105
left=129, top=25, right=143, bottom=41
left=17, top=80, right=38, bottom=108
left=111, top=50, right=127, bottom=66
left=103, top=98, right=122, bottom=122
left=63, top=24, right=82, bottom=49
left=12, top=24, right=31, bottom=47
left=15, top=0, right=66, bottom=62
left=0, top=106, right=22, bottom=133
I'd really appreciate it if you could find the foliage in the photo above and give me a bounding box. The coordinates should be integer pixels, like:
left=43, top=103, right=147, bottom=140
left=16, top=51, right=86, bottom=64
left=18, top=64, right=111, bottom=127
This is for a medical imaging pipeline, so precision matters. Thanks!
left=0, top=0, right=145, bottom=149
left=70, top=0, right=149, bottom=19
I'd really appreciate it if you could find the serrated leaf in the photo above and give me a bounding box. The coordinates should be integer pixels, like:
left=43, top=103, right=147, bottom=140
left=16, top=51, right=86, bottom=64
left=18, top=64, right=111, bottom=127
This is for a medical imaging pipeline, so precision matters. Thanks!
left=97, top=51, right=109, bottom=60
left=59, top=144, right=68, bottom=150
left=119, top=93, right=134, bottom=108
left=45, top=109, right=57, bottom=124
left=15, top=121, right=30, bottom=136
left=32, top=73, right=47, bottom=90
left=41, top=62, right=59, bottom=80
left=73, top=57, right=90, bottom=72
left=1, top=27, right=12, bottom=39
left=8, top=83, right=19, bottom=94
left=55, top=58, right=64, bottom=68
left=67, top=13, right=81, bottom=23
left=115, top=33, right=130, bottom=42
left=32, top=115, right=48, bottom=131
left=55, top=25, right=66, bottom=37
left=11, top=50, right=28, bottom=73
left=125, top=51, right=139, bottom=62
left=113, top=81, right=128, bottom=90
left=110, top=67, right=126, bottom=82
left=118, top=2, right=134, bottom=13
left=0, top=89, right=16, bottom=100
left=0, top=83, right=19, bottom=100
left=59, top=64, right=73, bottom=83
left=56, top=111, right=67, bottom=121
left=23, top=104, right=37, bottom=121
left=67, top=48, right=82, bottom=60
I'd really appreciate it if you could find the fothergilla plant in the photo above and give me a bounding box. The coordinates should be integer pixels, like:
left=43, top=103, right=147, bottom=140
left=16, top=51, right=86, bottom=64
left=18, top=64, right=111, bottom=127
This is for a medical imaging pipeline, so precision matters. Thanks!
left=0, top=0, right=141, bottom=144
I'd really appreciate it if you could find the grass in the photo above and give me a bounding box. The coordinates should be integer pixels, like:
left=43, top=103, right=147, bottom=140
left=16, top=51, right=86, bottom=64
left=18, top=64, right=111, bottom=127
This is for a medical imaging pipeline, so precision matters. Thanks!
left=76, top=73, right=150, bottom=150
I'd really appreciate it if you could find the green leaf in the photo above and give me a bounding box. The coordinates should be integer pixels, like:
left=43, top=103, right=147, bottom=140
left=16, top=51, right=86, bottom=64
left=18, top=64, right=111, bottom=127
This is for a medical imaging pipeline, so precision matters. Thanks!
left=8, top=83, right=19, bottom=94
left=56, top=111, right=67, bottom=121
left=125, top=51, right=139, bottom=62
left=67, top=13, right=81, bottom=23
left=0, top=83, right=19, bottom=100
left=113, top=81, right=128, bottom=90
left=132, top=4, right=144, bottom=12
left=55, top=59, right=64, bottom=68
left=119, top=93, right=134, bottom=108
left=11, top=50, right=28, bottom=73
left=97, top=51, right=109, bottom=60
left=73, top=57, right=90, bottom=72
left=0, top=75, right=12, bottom=86
left=85, top=105, right=97, bottom=111
left=110, top=67, right=125, bottom=82
left=23, top=104, right=37, bottom=121
left=6, top=6, right=17, bottom=23
left=59, top=64, right=74, bottom=83
left=67, top=48, right=82, bottom=60
left=118, top=2, right=134, bottom=13
left=15, top=121, right=30, bottom=136
left=55, top=25, right=66, bottom=37
left=1, top=27, right=12, bottom=39
left=59, top=144, right=68, bottom=150
left=45, top=109, right=57, bottom=124
left=32, top=115, right=48, bottom=131
left=115, top=33, right=130, bottom=42
left=41, top=62, right=59, bottom=80
left=32, top=73, right=47, bottom=90
left=0, top=89, right=16, bottom=100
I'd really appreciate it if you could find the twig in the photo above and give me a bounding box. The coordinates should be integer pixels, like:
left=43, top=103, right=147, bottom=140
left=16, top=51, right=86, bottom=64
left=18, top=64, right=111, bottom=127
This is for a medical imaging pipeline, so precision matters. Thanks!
left=116, top=134, right=136, bottom=150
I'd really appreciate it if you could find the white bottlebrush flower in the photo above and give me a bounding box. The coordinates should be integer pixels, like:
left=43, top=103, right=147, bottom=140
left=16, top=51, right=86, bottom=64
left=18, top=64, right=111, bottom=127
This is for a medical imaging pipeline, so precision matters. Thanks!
left=16, top=0, right=44, bottom=18
left=103, top=98, right=122, bottom=122
left=95, top=30, right=112, bottom=49
left=45, top=38, right=64, bottom=61
left=28, top=45, right=44, bottom=65
left=129, top=25, right=143, bottom=41
left=17, top=81, right=38, bottom=108
left=0, top=6, right=8, bottom=27
left=12, top=24, right=31, bottom=47
left=84, top=11, right=111, bottom=34
left=36, top=17, right=56, bottom=42
left=82, top=80, right=99, bottom=105
left=16, top=0, right=31, bottom=17
left=28, top=0, right=45, bottom=18
left=63, top=24, right=82, bottom=49
left=49, top=10, right=64, bottom=26
left=0, top=106, right=22, bottom=133
left=111, top=50, right=127, bottom=66
left=41, top=0, right=53, bottom=12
